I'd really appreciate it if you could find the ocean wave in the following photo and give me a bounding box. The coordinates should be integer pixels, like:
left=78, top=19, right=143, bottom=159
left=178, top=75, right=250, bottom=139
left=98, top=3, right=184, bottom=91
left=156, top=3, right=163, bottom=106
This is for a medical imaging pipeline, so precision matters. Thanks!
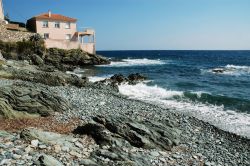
left=88, top=75, right=113, bottom=82
left=118, top=83, right=250, bottom=138
left=98, top=58, right=166, bottom=67
left=119, top=83, right=183, bottom=99
left=207, top=65, right=250, bottom=76
left=66, top=68, right=86, bottom=78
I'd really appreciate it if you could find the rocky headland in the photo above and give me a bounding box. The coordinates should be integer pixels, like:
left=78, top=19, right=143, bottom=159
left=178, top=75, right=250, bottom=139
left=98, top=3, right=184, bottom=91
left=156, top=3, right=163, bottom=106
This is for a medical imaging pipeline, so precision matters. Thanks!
left=0, top=38, right=249, bottom=166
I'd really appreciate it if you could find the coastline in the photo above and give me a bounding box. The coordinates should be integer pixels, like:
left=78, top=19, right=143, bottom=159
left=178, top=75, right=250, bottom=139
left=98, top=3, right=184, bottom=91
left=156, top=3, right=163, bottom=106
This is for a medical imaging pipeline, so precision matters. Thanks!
left=0, top=78, right=249, bottom=165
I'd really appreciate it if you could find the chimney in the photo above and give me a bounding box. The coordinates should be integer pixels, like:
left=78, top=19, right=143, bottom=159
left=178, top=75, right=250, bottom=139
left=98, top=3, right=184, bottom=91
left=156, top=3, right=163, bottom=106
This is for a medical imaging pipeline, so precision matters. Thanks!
left=48, top=10, right=51, bottom=17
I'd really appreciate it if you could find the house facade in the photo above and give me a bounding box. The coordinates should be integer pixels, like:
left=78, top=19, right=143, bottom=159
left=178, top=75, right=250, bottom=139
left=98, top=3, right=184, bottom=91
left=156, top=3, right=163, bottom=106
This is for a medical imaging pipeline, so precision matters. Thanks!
left=0, top=0, right=4, bottom=20
left=27, top=11, right=96, bottom=54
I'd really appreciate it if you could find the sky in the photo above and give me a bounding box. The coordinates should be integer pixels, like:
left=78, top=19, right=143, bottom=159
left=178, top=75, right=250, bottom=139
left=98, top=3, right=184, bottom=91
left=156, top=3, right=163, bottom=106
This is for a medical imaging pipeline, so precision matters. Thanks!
left=3, top=0, right=250, bottom=50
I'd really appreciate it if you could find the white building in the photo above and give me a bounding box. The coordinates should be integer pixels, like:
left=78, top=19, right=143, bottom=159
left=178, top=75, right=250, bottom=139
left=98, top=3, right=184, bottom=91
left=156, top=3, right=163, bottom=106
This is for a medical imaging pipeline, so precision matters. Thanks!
left=0, top=0, right=4, bottom=20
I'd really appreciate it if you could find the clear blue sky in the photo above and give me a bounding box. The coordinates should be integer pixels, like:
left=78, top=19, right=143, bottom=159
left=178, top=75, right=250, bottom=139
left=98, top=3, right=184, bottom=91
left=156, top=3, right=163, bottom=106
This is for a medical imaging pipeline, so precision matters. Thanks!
left=3, top=0, right=250, bottom=50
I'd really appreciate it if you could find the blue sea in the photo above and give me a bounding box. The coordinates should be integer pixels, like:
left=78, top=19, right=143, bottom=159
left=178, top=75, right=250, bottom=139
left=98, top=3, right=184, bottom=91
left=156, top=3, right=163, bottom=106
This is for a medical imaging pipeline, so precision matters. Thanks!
left=76, top=51, right=250, bottom=137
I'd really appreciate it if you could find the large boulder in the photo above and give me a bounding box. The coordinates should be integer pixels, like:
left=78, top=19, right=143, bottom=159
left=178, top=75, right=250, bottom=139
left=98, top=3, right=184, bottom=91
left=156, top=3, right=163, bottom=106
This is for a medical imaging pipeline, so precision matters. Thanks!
left=74, top=116, right=181, bottom=150
left=0, top=83, right=71, bottom=118
left=73, top=116, right=181, bottom=166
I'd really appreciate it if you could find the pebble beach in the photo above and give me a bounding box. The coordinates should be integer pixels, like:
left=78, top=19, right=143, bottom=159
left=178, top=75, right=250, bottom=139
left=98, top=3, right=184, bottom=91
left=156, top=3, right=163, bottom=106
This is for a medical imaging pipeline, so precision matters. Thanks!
left=0, top=79, right=249, bottom=166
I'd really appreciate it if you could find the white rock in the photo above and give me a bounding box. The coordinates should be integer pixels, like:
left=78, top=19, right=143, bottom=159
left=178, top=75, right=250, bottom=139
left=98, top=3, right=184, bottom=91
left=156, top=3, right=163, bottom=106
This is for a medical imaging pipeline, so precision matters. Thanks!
left=100, top=101, right=106, bottom=105
left=13, top=154, right=22, bottom=159
left=69, top=151, right=82, bottom=158
left=0, top=159, right=11, bottom=165
left=74, top=142, right=84, bottom=149
left=72, top=138, right=78, bottom=142
left=159, top=157, right=166, bottom=163
left=159, top=151, right=168, bottom=156
left=25, top=146, right=32, bottom=153
left=54, top=145, right=61, bottom=153
left=39, top=145, right=47, bottom=149
left=31, top=139, right=39, bottom=147
left=150, top=151, right=160, bottom=157
left=61, top=146, right=70, bottom=152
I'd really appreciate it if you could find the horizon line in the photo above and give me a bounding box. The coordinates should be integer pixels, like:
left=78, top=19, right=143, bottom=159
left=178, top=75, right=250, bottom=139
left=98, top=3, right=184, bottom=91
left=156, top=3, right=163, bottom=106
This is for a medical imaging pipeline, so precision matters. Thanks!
left=97, top=49, right=250, bottom=52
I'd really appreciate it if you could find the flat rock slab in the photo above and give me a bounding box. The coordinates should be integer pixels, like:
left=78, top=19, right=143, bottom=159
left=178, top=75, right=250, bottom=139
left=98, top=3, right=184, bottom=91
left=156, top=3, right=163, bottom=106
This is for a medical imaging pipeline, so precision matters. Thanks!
left=0, top=83, right=71, bottom=118
left=20, top=128, right=79, bottom=152
left=74, top=116, right=181, bottom=150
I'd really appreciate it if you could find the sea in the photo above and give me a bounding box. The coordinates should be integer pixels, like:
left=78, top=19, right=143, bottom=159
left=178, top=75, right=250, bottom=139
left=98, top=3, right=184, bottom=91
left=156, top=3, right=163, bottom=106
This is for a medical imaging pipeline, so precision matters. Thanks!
left=73, top=50, right=250, bottom=138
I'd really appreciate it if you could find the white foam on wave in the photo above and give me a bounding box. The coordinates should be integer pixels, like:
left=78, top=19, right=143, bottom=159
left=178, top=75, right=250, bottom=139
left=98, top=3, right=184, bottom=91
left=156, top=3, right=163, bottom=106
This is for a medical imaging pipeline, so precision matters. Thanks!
left=118, top=83, right=250, bottom=138
left=119, top=83, right=183, bottom=99
left=98, top=58, right=166, bottom=67
left=66, top=68, right=86, bottom=78
left=206, top=64, right=250, bottom=76
left=88, top=75, right=113, bottom=82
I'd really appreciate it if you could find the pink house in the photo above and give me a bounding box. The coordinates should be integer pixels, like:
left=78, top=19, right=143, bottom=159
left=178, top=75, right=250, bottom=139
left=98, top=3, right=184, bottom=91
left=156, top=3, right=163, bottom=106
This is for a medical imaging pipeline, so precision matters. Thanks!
left=27, top=11, right=96, bottom=54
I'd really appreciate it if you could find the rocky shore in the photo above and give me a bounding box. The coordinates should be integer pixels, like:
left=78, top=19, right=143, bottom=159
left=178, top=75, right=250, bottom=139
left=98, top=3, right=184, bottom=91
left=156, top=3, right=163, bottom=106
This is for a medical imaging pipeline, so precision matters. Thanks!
left=0, top=57, right=249, bottom=165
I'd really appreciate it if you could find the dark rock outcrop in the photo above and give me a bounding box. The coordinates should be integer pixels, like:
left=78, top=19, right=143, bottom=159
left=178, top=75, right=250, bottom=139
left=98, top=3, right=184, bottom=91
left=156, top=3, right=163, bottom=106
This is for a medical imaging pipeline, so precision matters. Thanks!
left=212, top=68, right=225, bottom=73
left=74, top=116, right=181, bottom=165
left=0, top=83, right=71, bottom=118
left=74, top=116, right=181, bottom=150
left=100, top=73, right=147, bottom=85
left=128, top=73, right=147, bottom=83
left=0, top=60, right=89, bottom=87
left=0, top=36, right=110, bottom=71
left=45, top=48, right=110, bottom=71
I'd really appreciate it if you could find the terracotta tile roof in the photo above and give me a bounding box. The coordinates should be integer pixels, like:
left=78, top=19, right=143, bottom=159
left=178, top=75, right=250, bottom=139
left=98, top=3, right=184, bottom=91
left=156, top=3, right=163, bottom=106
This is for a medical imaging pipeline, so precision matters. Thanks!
left=32, top=13, right=77, bottom=22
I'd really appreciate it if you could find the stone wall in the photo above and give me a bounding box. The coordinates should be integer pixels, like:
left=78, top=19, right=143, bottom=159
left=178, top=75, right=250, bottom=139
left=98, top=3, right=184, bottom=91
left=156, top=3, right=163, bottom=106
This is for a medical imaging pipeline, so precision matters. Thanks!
left=45, top=39, right=96, bottom=54
left=0, top=23, right=34, bottom=42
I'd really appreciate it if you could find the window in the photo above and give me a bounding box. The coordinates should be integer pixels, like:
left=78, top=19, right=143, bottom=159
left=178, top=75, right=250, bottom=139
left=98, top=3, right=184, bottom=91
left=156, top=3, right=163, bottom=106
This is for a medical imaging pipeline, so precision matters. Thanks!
left=43, top=33, right=49, bottom=39
left=42, top=21, right=49, bottom=28
left=55, top=22, right=60, bottom=28
left=66, top=34, right=71, bottom=40
left=65, top=22, right=70, bottom=29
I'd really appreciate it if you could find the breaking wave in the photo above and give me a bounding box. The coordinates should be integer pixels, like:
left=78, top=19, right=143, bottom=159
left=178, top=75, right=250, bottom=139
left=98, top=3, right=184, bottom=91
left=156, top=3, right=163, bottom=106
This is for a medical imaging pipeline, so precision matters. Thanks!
left=88, top=75, right=113, bottom=82
left=118, top=83, right=250, bottom=138
left=66, top=68, right=86, bottom=78
left=98, top=58, right=166, bottom=67
left=207, top=65, right=250, bottom=76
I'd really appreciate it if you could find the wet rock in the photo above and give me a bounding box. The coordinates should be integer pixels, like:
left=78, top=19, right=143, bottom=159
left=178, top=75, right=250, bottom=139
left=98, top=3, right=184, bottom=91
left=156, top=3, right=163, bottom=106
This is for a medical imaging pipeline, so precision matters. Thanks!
left=212, top=68, right=225, bottom=73
left=110, top=74, right=127, bottom=84
left=99, top=73, right=147, bottom=86
left=127, top=73, right=147, bottom=84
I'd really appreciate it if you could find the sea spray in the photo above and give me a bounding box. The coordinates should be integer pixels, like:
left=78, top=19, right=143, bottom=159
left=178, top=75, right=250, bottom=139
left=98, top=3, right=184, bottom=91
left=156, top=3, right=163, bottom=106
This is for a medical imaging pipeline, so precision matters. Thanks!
left=118, top=82, right=250, bottom=137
